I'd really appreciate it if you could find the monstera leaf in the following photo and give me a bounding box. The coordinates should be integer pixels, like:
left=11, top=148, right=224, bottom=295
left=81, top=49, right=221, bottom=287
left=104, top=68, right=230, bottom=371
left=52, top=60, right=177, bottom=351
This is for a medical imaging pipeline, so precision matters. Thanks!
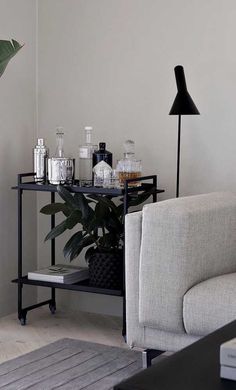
left=0, top=39, right=22, bottom=78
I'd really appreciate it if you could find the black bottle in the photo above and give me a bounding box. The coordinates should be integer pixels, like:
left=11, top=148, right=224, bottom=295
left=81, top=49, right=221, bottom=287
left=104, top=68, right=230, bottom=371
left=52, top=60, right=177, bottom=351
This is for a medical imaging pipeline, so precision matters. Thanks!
left=92, top=142, right=113, bottom=168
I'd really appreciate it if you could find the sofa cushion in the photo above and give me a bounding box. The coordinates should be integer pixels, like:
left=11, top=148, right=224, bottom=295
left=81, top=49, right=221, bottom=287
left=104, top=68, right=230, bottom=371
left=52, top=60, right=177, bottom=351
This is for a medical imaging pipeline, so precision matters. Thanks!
left=183, top=273, right=236, bottom=336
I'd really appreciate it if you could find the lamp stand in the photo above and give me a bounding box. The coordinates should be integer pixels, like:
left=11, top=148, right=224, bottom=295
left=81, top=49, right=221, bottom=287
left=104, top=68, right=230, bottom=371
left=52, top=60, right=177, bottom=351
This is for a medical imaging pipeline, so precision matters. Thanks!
left=176, top=114, right=181, bottom=198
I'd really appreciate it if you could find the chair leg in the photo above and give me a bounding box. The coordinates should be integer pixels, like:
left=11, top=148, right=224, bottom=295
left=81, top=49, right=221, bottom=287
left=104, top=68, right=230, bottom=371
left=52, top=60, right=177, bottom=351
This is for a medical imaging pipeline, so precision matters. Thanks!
left=142, top=349, right=164, bottom=368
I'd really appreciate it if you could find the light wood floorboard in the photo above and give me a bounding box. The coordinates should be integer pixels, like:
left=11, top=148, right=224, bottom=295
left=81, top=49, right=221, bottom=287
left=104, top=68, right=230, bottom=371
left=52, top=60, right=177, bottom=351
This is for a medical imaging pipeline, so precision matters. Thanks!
left=0, top=308, right=126, bottom=364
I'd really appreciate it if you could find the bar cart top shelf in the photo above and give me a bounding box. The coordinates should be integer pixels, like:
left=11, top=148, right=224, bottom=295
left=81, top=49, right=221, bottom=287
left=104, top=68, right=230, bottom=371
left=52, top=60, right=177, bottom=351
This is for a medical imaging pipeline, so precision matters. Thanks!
left=12, top=173, right=165, bottom=196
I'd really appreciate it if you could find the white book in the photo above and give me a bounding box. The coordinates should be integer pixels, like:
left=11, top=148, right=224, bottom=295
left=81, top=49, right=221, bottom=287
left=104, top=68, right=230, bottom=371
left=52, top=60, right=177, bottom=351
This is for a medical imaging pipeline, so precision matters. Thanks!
left=220, top=338, right=236, bottom=368
left=28, top=264, right=89, bottom=284
left=220, top=364, right=236, bottom=381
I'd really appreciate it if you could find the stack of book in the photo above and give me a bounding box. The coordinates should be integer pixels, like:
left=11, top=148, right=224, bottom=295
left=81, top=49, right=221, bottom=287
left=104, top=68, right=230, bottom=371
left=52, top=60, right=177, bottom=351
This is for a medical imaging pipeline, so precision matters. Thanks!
left=28, top=264, right=89, bottom=284
left=220, top=337, right=236, bottom=381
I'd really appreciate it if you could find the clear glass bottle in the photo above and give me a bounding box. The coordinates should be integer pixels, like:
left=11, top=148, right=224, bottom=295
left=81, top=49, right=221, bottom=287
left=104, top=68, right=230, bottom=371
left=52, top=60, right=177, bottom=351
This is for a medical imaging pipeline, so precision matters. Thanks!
left=55, top=127, right=64, bottom=157
left=116, top=140, right=142, bottom=187
left=79, top=126, right=97, bottom=186
left=48, top=127, right=75, bottom=185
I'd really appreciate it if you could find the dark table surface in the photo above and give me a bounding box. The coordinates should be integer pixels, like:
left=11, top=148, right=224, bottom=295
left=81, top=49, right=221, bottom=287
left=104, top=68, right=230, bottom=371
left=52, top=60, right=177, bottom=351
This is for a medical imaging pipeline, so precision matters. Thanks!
left=114, top=320, right=236, bottom=390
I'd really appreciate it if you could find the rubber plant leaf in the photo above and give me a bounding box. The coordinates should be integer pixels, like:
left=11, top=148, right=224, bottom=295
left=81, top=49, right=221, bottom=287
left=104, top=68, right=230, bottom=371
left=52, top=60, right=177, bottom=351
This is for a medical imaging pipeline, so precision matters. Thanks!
left=57, top=185, right=79, bottom=210
left=0, top=39, right=23, bottom=78
left=65, top=210, right=82, bottom=230
left=88, top=194, right=120, bottom=217
left=44, top=220, right=67, bottom=242
left=74, top=192, right=93, bottom=220
left=94, top=201, right=110, bottom=227
left=66, top=235, right=94, bottom=261
left=63, top=231, right=83, bottom=259
left=40, top=202, right=71, bottom=217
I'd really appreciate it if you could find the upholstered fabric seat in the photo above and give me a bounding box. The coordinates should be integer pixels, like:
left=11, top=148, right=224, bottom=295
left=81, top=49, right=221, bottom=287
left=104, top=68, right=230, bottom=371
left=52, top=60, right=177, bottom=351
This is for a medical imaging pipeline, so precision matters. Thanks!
left=183, top=272, right=236, bottom=336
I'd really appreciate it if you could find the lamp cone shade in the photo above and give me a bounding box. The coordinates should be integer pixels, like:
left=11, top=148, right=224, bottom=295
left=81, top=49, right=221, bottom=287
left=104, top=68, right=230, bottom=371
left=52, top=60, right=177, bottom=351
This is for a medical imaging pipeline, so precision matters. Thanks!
left=169, top=66, right=200, bottom=115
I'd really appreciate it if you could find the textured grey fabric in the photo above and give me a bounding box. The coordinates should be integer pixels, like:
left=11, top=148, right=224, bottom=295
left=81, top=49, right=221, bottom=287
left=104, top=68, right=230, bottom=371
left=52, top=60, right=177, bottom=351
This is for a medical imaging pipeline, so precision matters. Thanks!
left=125, top=211, right=145, bottom=348
left=183, top=273, right=236, bottom=336
left=139, top=192, right=236, bottom=333
left=141, top=327, right=199, bottom=352
left=125, top=210, right=199, bottom=352
left=0, top=338, right=142, bottom=390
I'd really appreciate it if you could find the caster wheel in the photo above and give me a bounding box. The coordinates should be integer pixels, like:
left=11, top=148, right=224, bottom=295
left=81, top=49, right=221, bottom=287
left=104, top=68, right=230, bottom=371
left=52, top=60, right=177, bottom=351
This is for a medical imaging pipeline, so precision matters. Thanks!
left=19, top=316, right=26, bottom=326
left=49, top=303, right=56, bottom=314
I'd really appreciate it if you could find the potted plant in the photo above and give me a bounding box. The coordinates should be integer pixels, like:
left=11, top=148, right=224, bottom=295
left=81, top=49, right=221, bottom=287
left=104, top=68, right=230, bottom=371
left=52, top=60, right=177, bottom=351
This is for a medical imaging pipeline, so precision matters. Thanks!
left=0, top=39, right=22, bottom=78
left=41, top=185, right=154, bottom=289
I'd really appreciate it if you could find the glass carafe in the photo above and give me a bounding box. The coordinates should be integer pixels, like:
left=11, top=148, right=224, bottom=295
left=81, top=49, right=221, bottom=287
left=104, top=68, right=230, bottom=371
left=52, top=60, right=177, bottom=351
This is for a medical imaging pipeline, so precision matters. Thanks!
left=116, top=140, right=142, bottom=187
left=48, top=127, right=75, bottom=185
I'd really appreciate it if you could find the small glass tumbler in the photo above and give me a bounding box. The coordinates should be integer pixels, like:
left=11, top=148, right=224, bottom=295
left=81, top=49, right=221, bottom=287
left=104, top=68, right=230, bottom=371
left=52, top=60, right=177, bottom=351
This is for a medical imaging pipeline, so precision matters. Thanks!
left=103, top=169, right=120, bottom=188
left=93, top=161, right=112, bottom=187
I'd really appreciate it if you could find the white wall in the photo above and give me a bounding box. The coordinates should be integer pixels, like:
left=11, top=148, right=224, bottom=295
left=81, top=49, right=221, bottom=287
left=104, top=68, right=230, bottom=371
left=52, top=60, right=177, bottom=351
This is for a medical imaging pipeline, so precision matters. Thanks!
left=0, top=0, right=37, bottom=316
left=37, top=0, right=236, bottom=316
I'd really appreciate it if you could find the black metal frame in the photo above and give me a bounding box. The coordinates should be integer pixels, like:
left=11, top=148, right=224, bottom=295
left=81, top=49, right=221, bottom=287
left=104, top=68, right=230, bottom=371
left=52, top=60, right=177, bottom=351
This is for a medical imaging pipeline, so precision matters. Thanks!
left=13, top=173, right=164, bottom=333
left=176, top=114, right=181, bottom=198
left=142, top=349, right=164, bottom=368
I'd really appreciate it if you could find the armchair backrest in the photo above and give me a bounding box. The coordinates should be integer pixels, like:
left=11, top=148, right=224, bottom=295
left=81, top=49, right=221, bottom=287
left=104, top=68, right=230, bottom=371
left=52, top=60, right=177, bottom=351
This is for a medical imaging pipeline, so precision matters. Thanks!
left=138, top=192, right=236, bottom=333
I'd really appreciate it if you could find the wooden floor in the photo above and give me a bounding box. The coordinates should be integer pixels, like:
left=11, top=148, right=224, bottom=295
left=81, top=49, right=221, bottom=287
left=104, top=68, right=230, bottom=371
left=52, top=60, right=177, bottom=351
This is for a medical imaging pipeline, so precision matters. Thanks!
left=0, top=308, right=126, bottom=364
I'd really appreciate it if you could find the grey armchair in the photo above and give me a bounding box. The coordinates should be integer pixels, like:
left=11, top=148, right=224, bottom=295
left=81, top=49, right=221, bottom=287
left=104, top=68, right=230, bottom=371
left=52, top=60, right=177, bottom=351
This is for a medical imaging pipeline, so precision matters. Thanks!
left=125, top=192, right=236, bottom=355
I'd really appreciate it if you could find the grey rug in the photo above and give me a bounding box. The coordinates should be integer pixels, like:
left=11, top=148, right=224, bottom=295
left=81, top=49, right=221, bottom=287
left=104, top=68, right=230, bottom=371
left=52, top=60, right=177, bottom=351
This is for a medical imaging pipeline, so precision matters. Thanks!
left=0, top=338, right=142, bottom=390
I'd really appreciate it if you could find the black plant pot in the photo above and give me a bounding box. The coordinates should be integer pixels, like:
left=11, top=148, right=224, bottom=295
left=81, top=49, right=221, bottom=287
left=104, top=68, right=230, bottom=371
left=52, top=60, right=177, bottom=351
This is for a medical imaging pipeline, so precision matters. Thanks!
left=88, top=250, right=123, bottom=290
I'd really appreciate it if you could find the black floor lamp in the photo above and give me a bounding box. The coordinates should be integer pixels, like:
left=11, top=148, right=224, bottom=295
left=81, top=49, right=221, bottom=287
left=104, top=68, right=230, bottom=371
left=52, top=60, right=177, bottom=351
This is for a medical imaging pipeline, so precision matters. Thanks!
left=169, top=65, right=200, bottom=198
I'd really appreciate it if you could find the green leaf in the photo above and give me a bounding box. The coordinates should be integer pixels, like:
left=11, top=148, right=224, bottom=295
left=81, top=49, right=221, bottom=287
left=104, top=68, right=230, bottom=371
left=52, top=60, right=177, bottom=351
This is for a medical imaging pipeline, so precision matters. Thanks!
left=106, top=213, right=123, bottom=234
left=74, top=193, right=93, bottom=220
left=65, top=210, right=82, bottom=229
left=95, top=201, right=110, bottom=226
left=86, top=215, right=99, bottom=233
left=85, top=246, right=95, bottom=262
left=0, top=39, right=23, bottom=78
left=45, top=220, right=67, bottom=241
left=63, top=231, right=83, bottom=259
left=57, top=185, right=79, bottom=209
left=88, top=195, right=119, bottom=217
left=99, top=232, right=117, bottom=248
left=40, top=202, right=70, bottom=217
left=67, top=236, right=94, bottom=261
left=74, top=194, right=94, bottom=205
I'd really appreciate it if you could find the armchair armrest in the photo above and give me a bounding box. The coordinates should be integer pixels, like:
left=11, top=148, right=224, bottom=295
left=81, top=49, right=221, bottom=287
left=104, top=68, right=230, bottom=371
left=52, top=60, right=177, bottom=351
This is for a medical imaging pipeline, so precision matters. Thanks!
left=125, top=211, right=144, bottom=347
left=138, top=192, right=236, bottom=333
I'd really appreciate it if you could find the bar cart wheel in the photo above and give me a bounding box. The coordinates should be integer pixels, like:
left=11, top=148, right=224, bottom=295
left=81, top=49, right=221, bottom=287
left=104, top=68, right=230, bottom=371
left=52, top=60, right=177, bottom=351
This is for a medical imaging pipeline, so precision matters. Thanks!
left=19, top=311, right=27, bottom=326
left=49, top=302, right=56, bottom=314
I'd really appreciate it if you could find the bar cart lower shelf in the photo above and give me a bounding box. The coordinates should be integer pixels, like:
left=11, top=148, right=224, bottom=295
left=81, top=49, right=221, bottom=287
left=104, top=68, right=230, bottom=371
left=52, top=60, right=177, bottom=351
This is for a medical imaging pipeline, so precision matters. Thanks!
left=12, top=276, right=123, bottom=325
left=12, top=276, right=123, bottom=296
left=12, top=173, right=164, bottom=334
